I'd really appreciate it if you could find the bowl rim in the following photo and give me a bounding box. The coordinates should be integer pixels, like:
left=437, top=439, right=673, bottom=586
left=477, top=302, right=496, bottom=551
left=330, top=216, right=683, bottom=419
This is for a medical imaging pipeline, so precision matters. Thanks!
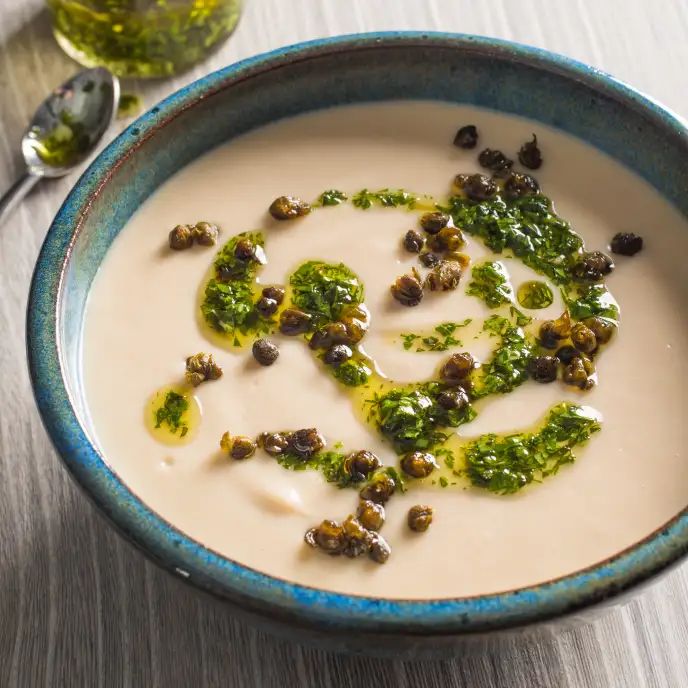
left=27, top=31, right=688, bottom=635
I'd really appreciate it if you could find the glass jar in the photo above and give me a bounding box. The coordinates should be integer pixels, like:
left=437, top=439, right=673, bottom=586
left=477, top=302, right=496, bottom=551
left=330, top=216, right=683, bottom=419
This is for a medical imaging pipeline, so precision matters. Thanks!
left=47, top=0, right=243, bottom=78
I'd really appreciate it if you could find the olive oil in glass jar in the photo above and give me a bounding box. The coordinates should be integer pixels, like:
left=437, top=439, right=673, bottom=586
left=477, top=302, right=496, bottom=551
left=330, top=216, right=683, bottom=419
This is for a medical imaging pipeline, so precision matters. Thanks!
left=47, top=0, right=242, bottom=78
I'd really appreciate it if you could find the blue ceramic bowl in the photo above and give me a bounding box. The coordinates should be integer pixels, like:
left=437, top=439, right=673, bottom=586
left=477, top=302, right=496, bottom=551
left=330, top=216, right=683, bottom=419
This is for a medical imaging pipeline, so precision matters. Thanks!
left=27, top=33, right=688, bottom=650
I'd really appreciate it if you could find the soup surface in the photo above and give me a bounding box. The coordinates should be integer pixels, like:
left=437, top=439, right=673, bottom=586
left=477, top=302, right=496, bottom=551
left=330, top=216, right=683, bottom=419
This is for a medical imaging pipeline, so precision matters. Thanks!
left=82, top=102, right=688, bottom=599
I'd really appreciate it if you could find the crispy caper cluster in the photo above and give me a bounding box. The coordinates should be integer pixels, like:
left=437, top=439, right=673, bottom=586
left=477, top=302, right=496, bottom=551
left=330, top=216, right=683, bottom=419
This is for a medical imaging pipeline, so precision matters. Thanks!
left=185, top=352, right=223, bottom=386
left=610, top=232, right=643, bottom=256
left=220, top=432, right=257, bottom=460
left=425, top=259, right=463, bottom=292
left=257, top=427, right=327, bottom=459
left=518, top=134, right=543, bottom=169
left=428, top=226, right=464, bottom=253
left=252, top=338, right=279, bottom=366
left=268, top=195, right=311, bottom=220
left=453, top=124, right=478, bottom=149
left=391, top=269, right=424, bottom=307
left=304, top=515, right=391, bottom=564
left=168, top=221, right=219, bottom=250
left=456, top=173, right=498, bottom=201
left=407, top=505, right=434, bottom=532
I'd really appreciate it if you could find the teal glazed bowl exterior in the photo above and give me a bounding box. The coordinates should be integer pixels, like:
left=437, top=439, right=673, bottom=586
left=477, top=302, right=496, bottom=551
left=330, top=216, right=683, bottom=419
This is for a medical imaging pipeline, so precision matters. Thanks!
left=27, top=33, right=688, bottom=650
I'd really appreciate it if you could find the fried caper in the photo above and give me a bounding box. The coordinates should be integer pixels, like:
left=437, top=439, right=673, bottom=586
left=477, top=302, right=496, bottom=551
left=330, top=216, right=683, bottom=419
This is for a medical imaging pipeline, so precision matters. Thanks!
left=262, top=285, right=285, bottom=304
left=324, top=344, right=353, bottom=365
left=340, top=304, right=370, bottom=344
left=279, top=308, right=312, bottom=335
left=610, top=232, right=643, bottom=256
left=539, top=311, right=572, bottom=348
left=269, top=195, right=311, bottom=220
left=344, top=450, right=382, bottom=481
left=185, top=352, right=223, bottom=386
left=478, top=148, right=513, bottom=176
left=369, top=533, right=391, bottom=564
left=313, top=519, right=346, bottom=554
left=583, top=316, right=616, bottom=345
left=419, top=211, right=450, bottom=235
left=258, top=431, right=291, bottom=456
left=571, top=323, right=597, bottom=354
left=391, top=270, right=424, bottom=307
left=220, top=432, right=256, bottom=460
left=570, top=251, right=615, bottom=283
left=255, top=296, right=278, bottom=318
left=168, top=224, right=194, bottom=250
left=425, top=260, right=463, bottom=292
left=503, top=172, right=540, bottom=200
left=309, top=322, right=349, bottom=350
left=429, top=226, right=465, bottom=253
left=437, top=387, right=470, bottom=410
left=359, top=472, right=396, bottom=504
left=445, top=251, right=471, bottom=270
left=252, top=338, right=279, bottom=366
left=528, top=355, right=558, bottom=383
left=439, top=352, right=475, bottom=385
left=555, top=345, right=579, bottom=365
left=342, top=516, right=373, bottom=558
left=461, top=173, right=498, bottom=201
left=193, top=221, right=219, bottom=246
left=407, top=504, right=434, bottom=532
left=234, top=238, right=256, bottom=261
left=289, top=428, right=325, bottom=458
left=419, top=251, right=441, bottom=268
left=356, top=500, right=385, bottom=531
left=453, top=124, right=478, bottom=149
left=563, top=355, right=595, bottom=390
left=517, top=134, right=543, bottom=169
left=400, top=451, right=438, bottom=479
left=403, top=229, right=425, bottom=253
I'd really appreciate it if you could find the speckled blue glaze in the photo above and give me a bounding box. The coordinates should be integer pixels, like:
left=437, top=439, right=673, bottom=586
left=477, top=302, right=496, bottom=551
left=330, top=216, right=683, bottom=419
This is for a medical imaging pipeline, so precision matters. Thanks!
left=27, top=33, right=688, bottom=643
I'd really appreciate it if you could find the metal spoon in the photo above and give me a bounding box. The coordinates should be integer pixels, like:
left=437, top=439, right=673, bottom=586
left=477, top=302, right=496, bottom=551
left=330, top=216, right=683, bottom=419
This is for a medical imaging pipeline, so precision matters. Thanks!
left=0, top=67, right=120, bottom=225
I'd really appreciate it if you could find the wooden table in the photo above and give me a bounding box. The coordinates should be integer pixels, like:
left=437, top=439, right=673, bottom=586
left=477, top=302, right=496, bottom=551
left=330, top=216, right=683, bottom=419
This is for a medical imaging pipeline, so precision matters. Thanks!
left=2, top=1, right=688, bottom=685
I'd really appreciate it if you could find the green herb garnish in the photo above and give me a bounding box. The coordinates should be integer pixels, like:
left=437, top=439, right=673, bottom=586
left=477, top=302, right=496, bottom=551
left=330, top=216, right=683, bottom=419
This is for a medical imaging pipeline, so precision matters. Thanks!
left=517, top=280, right=554, bottom=309
left=464, top=403, right=601, bottom=494
left=400, top=319, right=472, bottom=352
left=290, top=260, right=364, bottom=325
left=154, top=391, right=189, bottom=437
left=117, top=93, right=143, bottom=118
left=333, top=360, right=371, bottom=387
left=352, top=188, right=418, bottom=209
left=317, top=189, right=348, bottom=206
left=467, top=261, right=513, bottom=308
left=563, top=284, right=619, bottom=322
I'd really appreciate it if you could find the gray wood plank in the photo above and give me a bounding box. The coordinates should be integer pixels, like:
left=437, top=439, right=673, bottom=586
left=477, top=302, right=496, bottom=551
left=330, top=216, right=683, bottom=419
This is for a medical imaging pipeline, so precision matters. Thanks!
left=2, top=1, right=688, bottom=686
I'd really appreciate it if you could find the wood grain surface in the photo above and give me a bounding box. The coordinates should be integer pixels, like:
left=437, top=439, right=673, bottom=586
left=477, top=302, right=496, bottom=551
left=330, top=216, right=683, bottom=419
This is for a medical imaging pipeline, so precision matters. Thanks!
left=2, top=1, right=688, bottom=685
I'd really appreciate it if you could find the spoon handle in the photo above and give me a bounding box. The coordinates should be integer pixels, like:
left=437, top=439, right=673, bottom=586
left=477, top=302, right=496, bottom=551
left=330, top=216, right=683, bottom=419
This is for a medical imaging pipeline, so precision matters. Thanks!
left=0, top=172, right=40, bottom=225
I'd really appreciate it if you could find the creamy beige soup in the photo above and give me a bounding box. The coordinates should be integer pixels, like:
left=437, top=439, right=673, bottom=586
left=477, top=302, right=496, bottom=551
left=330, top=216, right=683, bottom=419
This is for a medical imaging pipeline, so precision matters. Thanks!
left=82, top=102, right=688, bottom=599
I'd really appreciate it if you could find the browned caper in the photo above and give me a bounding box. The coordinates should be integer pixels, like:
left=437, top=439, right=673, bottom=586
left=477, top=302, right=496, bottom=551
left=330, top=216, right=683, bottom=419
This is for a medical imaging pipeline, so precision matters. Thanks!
left=570, top=251, right=614, bottom=283
left=419, top=211, right=450, bottom=235
left=234, top=238, right=257, bottom=262
left=478, top=148, right=513, bottom=176
left=262, top=285, right=285, bottom=304
left=269, top=195, right=311, bottom=220
left=425, top=259, right=463, bottom=292
left=255, top=296, right=278, bottom=318
left=339, top=305, right=370, bottom=344
left=356, top=500, right=385, bottom=531
left=461, top=173, right=498, bottom=201
left=453, top=124, right=478, bottom=149
left=517, top=134, right=543, bottom=169
left=279, top=308, right=312, bottom=335
left=185, top=352, right=223, bottom=386
left=313, top=519, right=346, bottom=554
left=610, top=232, right=643, bottom=256
left=437, top=387, right=470, bottom=410
left=168, top=224, right=194, bottom=250
left=289, top=428, right=325, bottom=458
left=407, top=504, right=434, bottom=532
left=539, top=311, right=571, bottom=348
left=582, top=316, right=616, bottom=345
left=220, top=432, right=256, bottom=460
left=503, top=172, right=540, bottom=200
left=368, top=533, right=391, bottom=564
left=193, top=221, right=219, bottom=246
left=323, top=344, right=353, bottom=365
left=429, top=226, right=465, bottom=253
left=571, top=323, right=597, bottom=354
left=252, top=338, right=279, bottom=366
left=555, top=345, right=579, bottom=365
left=403, top=229, right=425, bottom=253
left=400, top=451, right=438, bottom=479
left=258, top=431, right=292, bottom=456
left=439, top=352, right=475, bottom=385
left=419, top=252, right=441, bottom=268
left=563, top=355, right=595, bottom=390
left=359, top=472, right=396, bottom=504
left=309, top=322, right=349, bottom=349
left=344, top=450, right=382, bottom=481
left=391, top=270, right=424, bottom=307
left=528, top=355, right=558, bottom=383
left=342, top=515, right=373, bottom=558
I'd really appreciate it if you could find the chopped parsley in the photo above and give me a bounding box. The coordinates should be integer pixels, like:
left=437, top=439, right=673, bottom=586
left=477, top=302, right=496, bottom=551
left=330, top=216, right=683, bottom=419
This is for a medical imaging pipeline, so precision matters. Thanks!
left=317, top=189, right=348, bottom=206
left=467, top=261, right=513, bottom=308
left=464, top=403, right=601, bottom=494
left=352, top=188, right=418, bottom=209
left=290, top=260, right=363, bottom=325
left=154, top=391, right=189, bottom=437
left=473, top=315, right=534, bottom=398
left=517, top=280, right=554, bottom=309
left=400, top=319, right=472, bottom=352
left=212, top=231, right=264, bottom=282
left=445, top=194, right=584, bottom=285
left=333, top=360, right=371, bottom=387
left=276, top=450, right=353, bottom=488
left=563, top=284, right=619, bottom=322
